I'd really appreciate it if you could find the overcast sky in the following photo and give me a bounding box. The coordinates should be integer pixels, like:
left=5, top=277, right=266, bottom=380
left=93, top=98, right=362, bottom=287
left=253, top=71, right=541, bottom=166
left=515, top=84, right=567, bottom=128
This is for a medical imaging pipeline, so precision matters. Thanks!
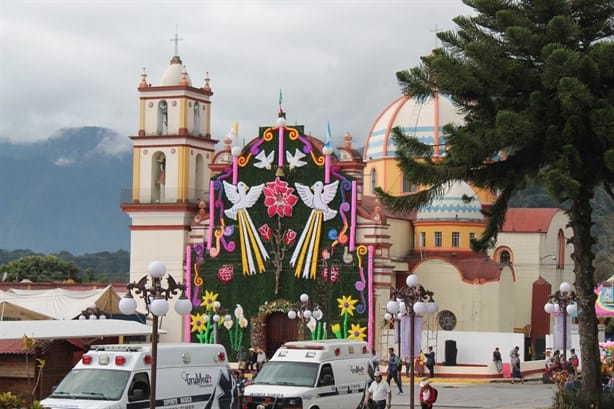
left=0, top=0, right=471, bottom=152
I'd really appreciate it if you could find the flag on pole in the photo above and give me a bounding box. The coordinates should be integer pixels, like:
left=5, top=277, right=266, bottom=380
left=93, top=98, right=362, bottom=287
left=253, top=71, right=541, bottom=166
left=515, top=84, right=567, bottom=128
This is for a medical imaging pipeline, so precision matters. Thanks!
left=326, top=121, right=332, bottom=146
left=232, top=121, right=239, bottom=137
left=278, top=89, right=285, bottom=118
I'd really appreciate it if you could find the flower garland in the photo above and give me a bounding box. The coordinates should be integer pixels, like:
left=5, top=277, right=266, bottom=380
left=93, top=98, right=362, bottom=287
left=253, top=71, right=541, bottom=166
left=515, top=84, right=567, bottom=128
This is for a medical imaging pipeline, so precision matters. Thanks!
left=250, top=299, right=293, bottom=349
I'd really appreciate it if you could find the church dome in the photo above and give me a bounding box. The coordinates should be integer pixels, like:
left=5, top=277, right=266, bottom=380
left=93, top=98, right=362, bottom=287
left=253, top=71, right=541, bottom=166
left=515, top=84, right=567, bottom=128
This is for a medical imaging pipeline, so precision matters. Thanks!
left=364, top=93, right=464, bottom=160
left=160, top=56, right=192, bottom=86
left=417, top=181, right=483, bottom=222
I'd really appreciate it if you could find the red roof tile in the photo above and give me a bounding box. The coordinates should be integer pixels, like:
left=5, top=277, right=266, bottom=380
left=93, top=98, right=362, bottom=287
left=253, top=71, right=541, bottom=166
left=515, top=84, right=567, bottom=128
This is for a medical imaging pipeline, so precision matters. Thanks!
left=501, top=208, right=559, bottom=233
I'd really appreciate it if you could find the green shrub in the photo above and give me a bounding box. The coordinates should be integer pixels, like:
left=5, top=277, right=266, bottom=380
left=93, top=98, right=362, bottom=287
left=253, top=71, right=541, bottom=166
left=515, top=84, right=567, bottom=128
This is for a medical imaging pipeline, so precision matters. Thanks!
left=0, top=392, right=43, bottom=409
left=0, top=392, right=24, bottom=409
left=551, top=389, right=614, bottom=409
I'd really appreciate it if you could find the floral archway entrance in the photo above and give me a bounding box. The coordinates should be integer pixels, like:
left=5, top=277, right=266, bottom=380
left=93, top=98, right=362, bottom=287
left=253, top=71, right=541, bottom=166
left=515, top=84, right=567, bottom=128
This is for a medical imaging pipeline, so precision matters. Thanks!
left=250, top=299, right=304, bottom=357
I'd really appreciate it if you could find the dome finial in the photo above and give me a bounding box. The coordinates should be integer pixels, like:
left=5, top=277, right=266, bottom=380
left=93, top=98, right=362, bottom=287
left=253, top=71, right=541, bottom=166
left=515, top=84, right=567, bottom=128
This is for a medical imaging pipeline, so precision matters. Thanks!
left=344, top=130, right=352, bottom=148
left=203, top=72, right=211, bottom=91
left=180, top=66, right=189, bottom=86
left=139, top=67, right=149, bottom=87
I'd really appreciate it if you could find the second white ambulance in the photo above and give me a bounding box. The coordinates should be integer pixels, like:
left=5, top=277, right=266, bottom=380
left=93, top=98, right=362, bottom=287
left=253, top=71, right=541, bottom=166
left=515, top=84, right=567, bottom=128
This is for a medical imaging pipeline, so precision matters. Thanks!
left=241, top=340, right=374, bottom=409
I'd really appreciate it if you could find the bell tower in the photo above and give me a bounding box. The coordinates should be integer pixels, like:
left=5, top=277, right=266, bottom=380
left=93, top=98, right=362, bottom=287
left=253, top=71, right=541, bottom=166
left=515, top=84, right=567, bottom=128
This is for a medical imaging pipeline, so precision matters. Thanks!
left=121, top=46, right=216, bottom=342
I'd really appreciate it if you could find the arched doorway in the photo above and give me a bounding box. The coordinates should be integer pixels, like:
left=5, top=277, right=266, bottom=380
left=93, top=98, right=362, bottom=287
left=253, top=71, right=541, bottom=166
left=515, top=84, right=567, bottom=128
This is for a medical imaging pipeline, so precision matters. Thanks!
left=265, top=311, right=298, bottom=358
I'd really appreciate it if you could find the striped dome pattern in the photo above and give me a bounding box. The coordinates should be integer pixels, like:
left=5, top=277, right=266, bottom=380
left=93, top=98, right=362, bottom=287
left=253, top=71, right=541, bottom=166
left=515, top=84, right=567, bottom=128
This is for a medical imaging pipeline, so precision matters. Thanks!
left=364, top=94, right=464, bottom=160
left=417, top=181, right=483, bottom=222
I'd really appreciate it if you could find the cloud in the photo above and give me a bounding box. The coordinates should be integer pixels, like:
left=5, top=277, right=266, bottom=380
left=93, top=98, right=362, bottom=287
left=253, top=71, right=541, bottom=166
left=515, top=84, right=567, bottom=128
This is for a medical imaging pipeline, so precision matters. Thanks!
left=0, top=0, right=471, bottom=148
left=54, top=156, right=76, bottom=166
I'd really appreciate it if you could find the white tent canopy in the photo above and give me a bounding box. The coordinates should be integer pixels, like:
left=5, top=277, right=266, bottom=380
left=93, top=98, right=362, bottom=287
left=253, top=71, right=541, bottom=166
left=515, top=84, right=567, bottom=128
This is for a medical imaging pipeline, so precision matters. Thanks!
left=0, top=319, right=162, bottom=341
left=0, top=285, right=126, bottom=320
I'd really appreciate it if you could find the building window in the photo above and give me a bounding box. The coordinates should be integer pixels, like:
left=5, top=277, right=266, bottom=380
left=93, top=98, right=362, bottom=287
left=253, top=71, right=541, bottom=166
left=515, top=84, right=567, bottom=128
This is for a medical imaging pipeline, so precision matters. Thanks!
left=469, top=232, right=476, bottom=243
left=419, top=232, right=426, bottom=248
left=370, top=168, right=376, bottom=195
left=438, top=310, right=457, bottom=330
left=193, top=102, right=200, bottom=136
left=157, top=100, right=168, bottom=135
left=434, top=232, right=442, bottom=247
left=452, top=232, right=460, bottom=247
left=402, top=175, right=417, bottom=193
left=500, top=250, right=511, bottom=264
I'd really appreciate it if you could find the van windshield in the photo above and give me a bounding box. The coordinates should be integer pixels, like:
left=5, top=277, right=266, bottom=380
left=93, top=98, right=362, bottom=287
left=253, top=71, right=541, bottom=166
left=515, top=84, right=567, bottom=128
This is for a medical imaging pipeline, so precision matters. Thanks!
left=253, top=362, right=319, bottom=387
left=49, top=369, right=130, bottom=401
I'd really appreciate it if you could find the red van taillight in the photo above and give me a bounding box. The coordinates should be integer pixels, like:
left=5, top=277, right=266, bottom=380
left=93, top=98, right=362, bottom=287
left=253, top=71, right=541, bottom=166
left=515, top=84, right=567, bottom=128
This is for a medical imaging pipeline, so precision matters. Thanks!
left=217, top=352, right=226, bottom=361
left=115, top=356, right=126, bottom=366
left=144, top=354, right=152, bottom=365
left=81, top=355, right=93, bottom=364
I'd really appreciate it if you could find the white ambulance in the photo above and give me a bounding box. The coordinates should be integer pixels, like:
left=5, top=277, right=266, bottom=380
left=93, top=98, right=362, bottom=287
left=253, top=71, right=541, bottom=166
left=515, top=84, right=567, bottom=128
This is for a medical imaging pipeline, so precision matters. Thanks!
left=241, top=340, right=374, bottom=409
left=41, top=343, right=237, bottom=409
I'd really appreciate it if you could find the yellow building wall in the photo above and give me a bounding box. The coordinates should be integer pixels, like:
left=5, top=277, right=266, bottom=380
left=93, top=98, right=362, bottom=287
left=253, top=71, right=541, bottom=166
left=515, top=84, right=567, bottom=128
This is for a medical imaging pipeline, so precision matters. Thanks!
left=414, top=222, right=484, bottom=250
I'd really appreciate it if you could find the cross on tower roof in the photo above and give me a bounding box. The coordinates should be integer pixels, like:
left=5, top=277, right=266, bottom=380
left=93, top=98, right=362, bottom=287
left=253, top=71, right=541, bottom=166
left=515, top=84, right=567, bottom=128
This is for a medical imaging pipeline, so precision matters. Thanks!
left=170, top=28, right=183, bottom=57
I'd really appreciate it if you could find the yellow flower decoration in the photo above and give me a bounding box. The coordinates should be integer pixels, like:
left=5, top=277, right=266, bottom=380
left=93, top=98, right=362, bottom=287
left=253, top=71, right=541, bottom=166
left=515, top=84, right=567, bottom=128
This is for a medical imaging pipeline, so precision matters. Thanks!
left=190, top=313, right=207, bottom=333
left=330, top=323, right=341, bottom=334
left=200, top=290, right=219, bottom=311
left=347, top=323, right=367, bottom=341
left=337, top=295, right=358, bottom=316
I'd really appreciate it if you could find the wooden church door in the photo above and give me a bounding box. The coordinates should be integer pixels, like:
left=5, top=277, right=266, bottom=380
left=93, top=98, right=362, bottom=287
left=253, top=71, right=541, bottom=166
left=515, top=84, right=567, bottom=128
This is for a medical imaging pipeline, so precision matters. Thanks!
left=265, top=311, right=298, bottom=358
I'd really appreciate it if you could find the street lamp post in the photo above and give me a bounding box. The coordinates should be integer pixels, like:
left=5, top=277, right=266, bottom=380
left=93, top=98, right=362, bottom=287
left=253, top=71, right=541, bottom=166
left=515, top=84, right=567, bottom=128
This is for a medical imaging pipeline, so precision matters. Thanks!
left=544, top=281, right=577, bottom=363
left=288, top=293, right=324, bottom=340
left=383, top=299, right=404, bottom=369
left=118, top=261, right=192, bottom=409
left=385, top=274, right=438, bottom=409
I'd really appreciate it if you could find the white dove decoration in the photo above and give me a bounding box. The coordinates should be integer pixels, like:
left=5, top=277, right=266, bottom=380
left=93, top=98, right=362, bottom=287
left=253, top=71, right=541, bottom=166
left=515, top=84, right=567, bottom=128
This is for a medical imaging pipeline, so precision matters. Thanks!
left=286, top=148, right=307, bottom=169
left=253, top=150, right=275, bottom=170
left=290, top=180, right=339, bottom=279
left=223, top=181, right=269, bottom=275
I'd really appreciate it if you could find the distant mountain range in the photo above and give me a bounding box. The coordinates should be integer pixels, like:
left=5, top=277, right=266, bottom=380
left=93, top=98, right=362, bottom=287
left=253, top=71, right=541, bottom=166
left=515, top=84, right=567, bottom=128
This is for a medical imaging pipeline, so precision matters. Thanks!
left=0, top=127, right=133, bottom=255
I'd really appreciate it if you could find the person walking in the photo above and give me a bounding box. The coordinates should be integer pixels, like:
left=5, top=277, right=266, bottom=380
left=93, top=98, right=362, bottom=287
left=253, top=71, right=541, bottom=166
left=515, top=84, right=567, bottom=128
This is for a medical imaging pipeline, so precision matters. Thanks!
left=568, top=348, right=579, bottom=378
left=492, top=347, right=503, bottom=373
left=425, top=346, right=435, bottom=378
left=419, top=378, right=438, bottom=409
left=510, top=346, right=524, bottom=384
left=386, top=348, right=404, bottom=395
left=365, top=371, right=392, bottom=409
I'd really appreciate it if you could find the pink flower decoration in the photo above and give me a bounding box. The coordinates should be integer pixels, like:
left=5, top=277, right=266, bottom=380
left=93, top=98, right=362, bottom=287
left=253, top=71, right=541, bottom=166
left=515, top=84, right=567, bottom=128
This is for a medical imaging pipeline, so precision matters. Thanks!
left=258, top=224, right=272, bottom=241
left=263, top=177, right=298, bottom=218
left=217, top=265, right=234, bottom=283
left=284, top=229, right=297, bottom=246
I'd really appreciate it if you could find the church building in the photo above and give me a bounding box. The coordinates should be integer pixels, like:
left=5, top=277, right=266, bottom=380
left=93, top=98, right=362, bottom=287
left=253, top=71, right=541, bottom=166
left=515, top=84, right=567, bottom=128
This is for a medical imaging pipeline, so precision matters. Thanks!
left=121, top=50, right=574, bottom=363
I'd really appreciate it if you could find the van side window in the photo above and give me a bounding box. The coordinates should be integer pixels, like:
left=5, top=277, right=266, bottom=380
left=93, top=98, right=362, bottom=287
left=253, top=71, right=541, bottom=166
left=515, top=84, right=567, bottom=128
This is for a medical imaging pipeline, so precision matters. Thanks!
left=317, top=364, right=335, bottom=387
left=129, top=373, right=150, bottom=402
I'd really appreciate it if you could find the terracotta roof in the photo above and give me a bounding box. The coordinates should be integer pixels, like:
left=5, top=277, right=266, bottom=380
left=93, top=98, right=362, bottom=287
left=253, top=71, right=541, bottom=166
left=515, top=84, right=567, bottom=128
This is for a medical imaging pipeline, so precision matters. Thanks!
left=407, top=250, right=509, bottom=284
left=0, top=338, right=85, bottom=355
left=501, top=208, right=559, bottom=233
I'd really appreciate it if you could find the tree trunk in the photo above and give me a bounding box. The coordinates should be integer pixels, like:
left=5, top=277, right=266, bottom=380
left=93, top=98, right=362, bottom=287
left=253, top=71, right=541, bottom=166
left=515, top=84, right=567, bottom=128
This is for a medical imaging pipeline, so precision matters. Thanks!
left=569, top=189, right=601, bottom=400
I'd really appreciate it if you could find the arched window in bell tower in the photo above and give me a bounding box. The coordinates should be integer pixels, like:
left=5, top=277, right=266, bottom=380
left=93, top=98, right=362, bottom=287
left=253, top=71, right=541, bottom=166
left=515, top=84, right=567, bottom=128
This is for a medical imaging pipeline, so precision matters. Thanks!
left=152, top=152, right=166, bottom=203
left=195, top=153, right=205, bottom=200
left=370, top=168, right=376, bottom=195
left=193, top=102, right=200, bottom=136
left=157, top=100, right=168, bottom=135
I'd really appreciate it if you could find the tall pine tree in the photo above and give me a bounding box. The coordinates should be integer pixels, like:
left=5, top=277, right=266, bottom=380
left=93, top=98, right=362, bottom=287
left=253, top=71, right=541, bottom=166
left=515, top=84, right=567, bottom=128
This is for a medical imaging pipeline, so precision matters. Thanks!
left=377, top=0, right=613, bottom=399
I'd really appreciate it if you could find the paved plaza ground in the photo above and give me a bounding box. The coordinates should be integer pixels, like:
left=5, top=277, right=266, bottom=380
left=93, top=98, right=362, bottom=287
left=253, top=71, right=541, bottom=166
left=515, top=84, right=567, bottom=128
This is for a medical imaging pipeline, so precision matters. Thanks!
left=389, top=377, right=555, bottom=409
